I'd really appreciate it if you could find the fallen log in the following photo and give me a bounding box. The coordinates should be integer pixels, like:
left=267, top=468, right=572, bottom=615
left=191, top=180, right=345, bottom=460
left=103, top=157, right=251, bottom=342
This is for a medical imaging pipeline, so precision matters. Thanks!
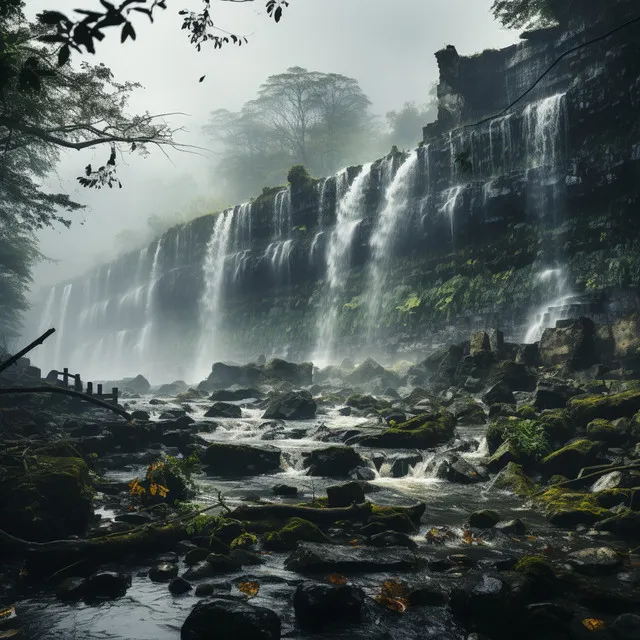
left=0, top=385, right=132, bottom=421
left=0, top=328, right=55, bottom=374
left=230, top=501, right=426, bottom=525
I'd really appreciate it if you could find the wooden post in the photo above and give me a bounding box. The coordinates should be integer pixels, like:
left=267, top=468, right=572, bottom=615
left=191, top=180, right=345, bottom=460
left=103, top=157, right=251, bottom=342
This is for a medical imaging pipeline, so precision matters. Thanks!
left=112, top=387, right=119, bottom=406
left=63, top=368, right=69, bottom=387
left=74, top=375, right=83, bottom=392
left=87, top=382, right=93, bottom=395
left=97, top=383, right=103, bottom=396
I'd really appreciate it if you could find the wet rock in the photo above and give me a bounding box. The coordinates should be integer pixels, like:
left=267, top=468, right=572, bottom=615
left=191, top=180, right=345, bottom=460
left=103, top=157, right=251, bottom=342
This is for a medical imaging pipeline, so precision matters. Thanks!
left=482, top=383, right=515, bottom=406
left=56, top=577, right=86, bottom=602
left=114, top=511, right=153, bottom=526
left=264, top=358, right=313, bottom=385
left=262, top=391, right=317, bottom=420
left=369, top=531, right=418, bottom=550
left=568, top=390, right=640, bottom=426
left=566, top=546, right=623, bottom=576
left=203, top=443, right=281, bottom=476
left=210, top=387, right=261, bottom=402
left=611, top=613, right=640, bottom=640
left=540, top=439, right=602, bottom=478
left=495, top=519, right=526, bottom=535
left=469, top=509, right=500, bottom=528
left=205, top=362, right=263, bottom=390
left=358, top=411, right=456, bottom=449
left=538, top=487, right=609, bottom=527
left=185, top=548, right=210, bottom=566
left=170, top=576, right=192, bottom=595
left=436, top=455, right=487, bottom=484
left=338, top=406, right=352, bottom=416
left=533, top=382, right=578, bottom=410
left=347, top=357, right=400, bottom=387
left=119, top=374, right=151, bottom=394
left=352, top=466, right=377, bottom=481
left=451, top=400, right=487, bottom=425
left=539, top=317, right=597, bottom=370
left=181, top=599, right=281, bottom=640
left=487, top=441, right=520, bottom=472
left=293, top=582, right=365, bottom=630
left=523, top=602, right=573, bottom=633
left=149, top=563, right=179, bottom=582
left=272, top=484, right=298, bottom=497
left=194, top=583, right=215, bottom=597
left=157, top=381, right=189, bottom=396
left=586, top=418, right=628, bottom=445
left=205, top=402, right=242, bottom=419
left=304, top=446, right=364, bottom=478
left=470, top=331, right=491, bottom=356
left=326, top=481, right=365, bottom=507
left=407, top=583, right=448, bottom=606
left=85, top=571, right=131, bottom=600
left=390, top=453, right=423, bottom=478
left=464, top=376, right=484, bottom=392
left=591, top=471, right=624, bottom=492
left=492, top=361, right=537, bottom=392
left=595, top=508, right=640, bottom=540
left=491, top=462, right=535, bottom=496
left=207, top=553, right=243, bottom=573
left=285, top=542, right=418, bottom=574
left=183, top=561, right=217, bottom=581
left=131, top=409, right=151, bottom=421
left=450, top=571, right=528, bottom=636
left=263, top=518, right=330, bottom=551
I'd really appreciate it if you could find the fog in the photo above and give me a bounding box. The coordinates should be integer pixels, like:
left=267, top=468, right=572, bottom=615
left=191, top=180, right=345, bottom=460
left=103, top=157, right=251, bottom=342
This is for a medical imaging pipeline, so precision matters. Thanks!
left=27, top=0, right=517, bottom=290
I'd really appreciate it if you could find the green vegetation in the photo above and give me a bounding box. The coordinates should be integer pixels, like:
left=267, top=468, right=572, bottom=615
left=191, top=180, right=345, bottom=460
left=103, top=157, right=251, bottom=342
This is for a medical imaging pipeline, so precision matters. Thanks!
left=262, top=517, right=329, bottom=551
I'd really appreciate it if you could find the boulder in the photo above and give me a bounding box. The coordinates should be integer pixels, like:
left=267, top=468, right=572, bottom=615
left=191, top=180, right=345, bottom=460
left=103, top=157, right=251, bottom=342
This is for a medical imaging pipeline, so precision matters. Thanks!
left=85, top=571, right=131, bottom=600
left=436, top=455, right=486, bottom=484
left=345, top=393, right=389, bottom=411
left=533, top=382, right=578, bottom=410
left=206, top=362, right=263, bottom=389
left=210, top=388, right=261, bottom=402
left=491, top=361, right=537, bottom=392
left=56, top=577, right=86, bottom=602
left=470, top=331, right=491, bottom=356
left=326, top=481, right=365, bottom=507
left=586, top=418, right=628, bottom=445
left=285, top=542, right=417, bottom=574
left=495, top=519, right=527, bottom=535
left=566, top=546, right=623, bottom=576
left=263, top=518, right=330, bottom=551
left=262, top=391, right=317, bottom=420
left=264, top=358, right=313, bottom=385
left=469, top=510, right=500, bottom=528
left=611, top=613, right=640, bottom=640
left=492, top=463, right=535, bottom=496
left=451, top=400, right=487, bottom=425
left=358, top=412, right=456, bottom=449
left=539, top=317, right=596, bottom=370
left=482, top=383, right=515, bottom=406
left=120, top=374, right=151, bottom=394
left=540, top=440, right=602, bottom=478
left=304, top=446, right=364, bottom=478
left=0, top=456, right=93, bottom=541
left=293, top=583, right=365, bottom=630
left=203, top=443, right=281, bottom=476
left=205, top=402, right=242, bottom=419
left=346, top=357, right=399, bottom=387
left=612, top=315, right=640, bottom=359
left=149, top=563, right=179, bottom=582
left=272, top=484, right=298, bottom=497
left=131, top=410, right=150, bottom=421
left=157, top=380, right=189, bottom=396
left=487, top=441, right=520, bottom=472
left=568, top=390, right=640, bottom=426
left=181, top=599, right=281, bottom=640
left=169, top=577, right=192, bottom=595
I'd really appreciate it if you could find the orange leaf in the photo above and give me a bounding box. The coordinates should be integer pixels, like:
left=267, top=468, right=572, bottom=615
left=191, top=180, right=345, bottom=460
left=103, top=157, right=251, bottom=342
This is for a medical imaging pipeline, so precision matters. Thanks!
left=327, top=574, right=347, bottom=585
left=347, top=539, right=359, bottom=546
left=0, top=607, right=16, bottom=620
left=0, top=630, right=20, bottom=638
left=238, top=581, right=259, bottom=598
left=375, top=595, right=407, bottom=614
left=149, top=483, right=158, bottom=496
left=526, top=535, right=537, bottom=541
left=582, top=618, right=605, bottom=631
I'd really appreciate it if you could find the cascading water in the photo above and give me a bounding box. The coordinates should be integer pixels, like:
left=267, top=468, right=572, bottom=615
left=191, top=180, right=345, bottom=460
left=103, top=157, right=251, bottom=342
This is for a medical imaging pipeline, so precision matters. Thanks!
left=312, top=163, right=373, bottom=365
left=364, top=152, right=419, bottom=340
left=231, top=202, right=252, bottom=283
left=52, top=284, right=72, bottom=368
left=193, top=210, right=235, bottom=381
left=309, top=178, right=331, bottom=265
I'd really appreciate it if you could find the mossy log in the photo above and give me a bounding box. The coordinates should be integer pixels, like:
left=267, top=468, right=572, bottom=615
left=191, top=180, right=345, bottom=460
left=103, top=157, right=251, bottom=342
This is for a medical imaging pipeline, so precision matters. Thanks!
left=230, top=501, right=426, bottom=525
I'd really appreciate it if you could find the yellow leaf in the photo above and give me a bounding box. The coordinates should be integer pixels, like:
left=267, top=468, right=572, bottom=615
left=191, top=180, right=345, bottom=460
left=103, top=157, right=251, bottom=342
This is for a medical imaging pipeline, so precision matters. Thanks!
left=238, top=581, right=259, bottom=598
left=149, top=483, right=158, bottom=496
left=374, top=595, right=407, bottom=615
left=526, top=535, right=537, bottom=541
left=582, top=618, right=605, bottom=631
left=347, top=539, right=359, bottom=546
left=157, top=485, right=169, bottom=498
left=0, top=629, right=20, bottom=638
left=0, top=607, right=16, bottom=620
left=327, top=574, right=347, bottom=585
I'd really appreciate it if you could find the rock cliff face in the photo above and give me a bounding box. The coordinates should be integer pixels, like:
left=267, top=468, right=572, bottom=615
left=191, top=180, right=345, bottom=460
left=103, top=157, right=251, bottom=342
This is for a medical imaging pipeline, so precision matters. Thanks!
left=27, top=4, right=640, bottom=382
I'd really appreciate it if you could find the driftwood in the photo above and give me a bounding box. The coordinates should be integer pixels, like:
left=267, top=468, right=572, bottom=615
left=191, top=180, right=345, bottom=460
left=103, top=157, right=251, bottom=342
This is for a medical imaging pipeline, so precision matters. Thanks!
left=535, top=462, right=640, bottom=495
left=230, top=501, right=426, bottom=525
left=0, top=328, right=55, bottom=375
left=0, top=385, right=132, bottom=421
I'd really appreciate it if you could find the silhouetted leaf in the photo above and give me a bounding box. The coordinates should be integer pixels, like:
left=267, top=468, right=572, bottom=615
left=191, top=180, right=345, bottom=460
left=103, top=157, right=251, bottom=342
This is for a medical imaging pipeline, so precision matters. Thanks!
left=57, top=45, right=70, bottom=66
left=274, top=6, right=282, bottom=22
left=199, top=75, right=206, bottom=82
left=38, top=11, right=68, bottom=25
left=121, top=22, right=136, bottom=42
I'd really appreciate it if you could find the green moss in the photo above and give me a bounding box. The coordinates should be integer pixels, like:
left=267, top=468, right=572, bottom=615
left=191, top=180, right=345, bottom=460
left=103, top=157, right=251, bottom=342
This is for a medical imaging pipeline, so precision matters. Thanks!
left=516, top=405, right=537, bottom=419
left=262, top=517, right=329, bottom=551
left=360, top=412, right=455, bottom=448
left=594, top=488, right=634, bottom=509
left=492, top=462, right=535, bottom=496
left=536, top=487, right=610, bottom=526
left=569, top=390, right=640, bottom=426
left=486, top=417, right=551, bottom=461
left=346, top=394, right=389, bottom=410
left=513, top=555, right=555, bottom=578
left=538, top=409, right=574, bottom=444
left=230, top=532, right=257, bottom=551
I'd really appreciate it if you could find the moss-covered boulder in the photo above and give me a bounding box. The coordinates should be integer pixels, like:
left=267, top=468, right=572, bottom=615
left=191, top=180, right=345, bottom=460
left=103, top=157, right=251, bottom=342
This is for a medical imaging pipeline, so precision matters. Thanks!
left=612, top=314, right=640, bottom=358
left=491, top=462, right=535, bottom=496
left=536, top=487, right=610, bottom=527
left=487, top=441, right=521, bottom=472
left=586, top=418, right=629, bottom=445
left=538, top=409, right=575, bottom=445
left=486, top=417, right=551, bottom=462
left=568, top=390, right=640, bottom=426
left=345, top=394, right=389, bottom=411
left=263, top=518, right=330, bottom=551
left=0, top=456, right=93, bottom=541
left=595, top=508, right=640, bottom=540
left=304, top=446, right=364, bottom=478
left=203, top=443, right=281, bottom=476
left=539, top=317, right=597, bottom=370
left=540, top=439, right=602, bottom=478
left=491, top=361, right=537, bottom=392
left=358, top=411, right=455, bottom=449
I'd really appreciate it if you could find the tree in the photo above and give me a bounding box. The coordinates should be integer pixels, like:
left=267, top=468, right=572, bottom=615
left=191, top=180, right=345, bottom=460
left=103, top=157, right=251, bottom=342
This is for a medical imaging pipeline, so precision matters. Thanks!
left=490, top=0, right=608, bottom=30
left=386, top=86, right=438, bottom=150
left=204, top=67, right=372, bottom=200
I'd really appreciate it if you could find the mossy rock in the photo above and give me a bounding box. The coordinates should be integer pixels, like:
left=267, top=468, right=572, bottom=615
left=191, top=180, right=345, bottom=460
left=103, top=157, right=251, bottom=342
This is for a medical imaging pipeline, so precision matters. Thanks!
left=593, top=488, right=635, bottom=509
left=536, top=487, right=610, bottom=527
left=586, top=418, right=628, bottom=445
left=513, top=555, right=556, bottom=579
left=263, top=518, right=330, bottom=551
left=515, top=404, right=537, bottom=419
left=595, top=507, right=640, bottom=540
left=538, top=409, right=575, bottom=445
left=358, top=411, right=455, bottom=449
left=345, top=394, right=389, bottom=411
left=568, top=390, right=640, bottom=426
left=540, top=439, right=602, bottom=478
left=0, top=456, right=94, bottom=541
left=491, top=462, right=535, bottom=496
left=230, top=533, right=257, bottom=551
left=486, top=417, right=551, bottom=462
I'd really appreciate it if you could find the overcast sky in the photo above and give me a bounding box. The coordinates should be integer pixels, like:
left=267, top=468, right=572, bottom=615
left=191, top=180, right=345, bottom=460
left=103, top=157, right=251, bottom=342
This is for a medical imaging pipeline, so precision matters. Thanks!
left=27, top=0, right=518, bottom=289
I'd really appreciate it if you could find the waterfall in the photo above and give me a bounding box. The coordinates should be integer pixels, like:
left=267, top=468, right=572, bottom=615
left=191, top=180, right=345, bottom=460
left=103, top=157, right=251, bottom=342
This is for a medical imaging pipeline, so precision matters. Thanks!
left=440, top=185, right=464, bottom=241
left=52, top=284, right=73, bottom=368
left=231, top=202, right=252, bottom=283
left=193, top=211, right=235, bottom=381
left=136, top=238, right=163, bottom=357
left=312, top=163, right=373, bottom=365
left=364, top=151, right=419, bottom=340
